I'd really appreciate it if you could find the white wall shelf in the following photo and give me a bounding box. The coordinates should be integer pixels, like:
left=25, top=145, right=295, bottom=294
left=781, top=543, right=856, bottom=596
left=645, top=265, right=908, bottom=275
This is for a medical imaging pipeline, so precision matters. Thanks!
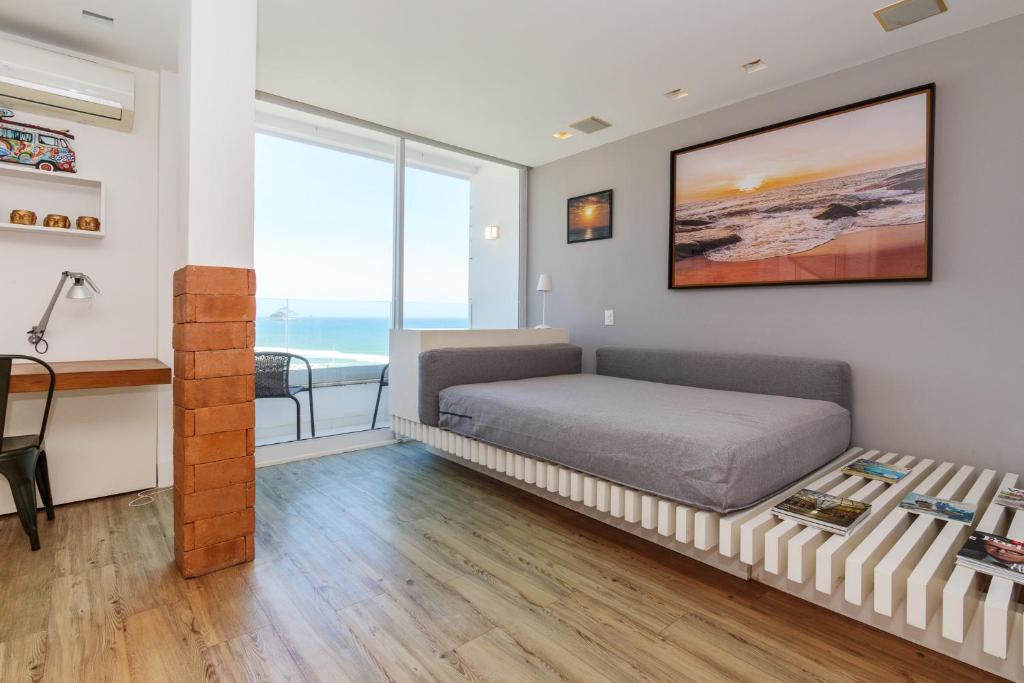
left=0, top=221, right=104, bottom=238
left=0, top=162, right=105, bottom=238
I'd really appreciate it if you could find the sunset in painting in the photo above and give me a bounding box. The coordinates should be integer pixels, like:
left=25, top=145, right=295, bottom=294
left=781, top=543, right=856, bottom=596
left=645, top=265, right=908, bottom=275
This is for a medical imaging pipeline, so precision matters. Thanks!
left=568, top=190, right=612, bottom=243
left=671, top=88, right=932, bottom=288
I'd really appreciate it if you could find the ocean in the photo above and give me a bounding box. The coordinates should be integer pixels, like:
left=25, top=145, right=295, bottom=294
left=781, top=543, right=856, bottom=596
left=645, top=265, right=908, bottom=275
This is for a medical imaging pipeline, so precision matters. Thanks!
left=256, top=315, right=469, bottom=367
left=674, top=163, right=926, bottom=262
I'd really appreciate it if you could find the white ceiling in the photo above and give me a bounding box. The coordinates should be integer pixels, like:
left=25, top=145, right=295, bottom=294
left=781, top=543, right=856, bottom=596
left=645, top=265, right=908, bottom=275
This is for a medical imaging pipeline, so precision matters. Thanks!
left=1, top=1, right=1021, bottom=166
left=0, top=0, right=178, bottom=71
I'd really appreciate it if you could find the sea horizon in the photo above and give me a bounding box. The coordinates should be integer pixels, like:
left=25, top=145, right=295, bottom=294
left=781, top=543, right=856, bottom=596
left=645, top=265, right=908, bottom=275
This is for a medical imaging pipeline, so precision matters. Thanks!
left=256, top=313, right=469, bottom=367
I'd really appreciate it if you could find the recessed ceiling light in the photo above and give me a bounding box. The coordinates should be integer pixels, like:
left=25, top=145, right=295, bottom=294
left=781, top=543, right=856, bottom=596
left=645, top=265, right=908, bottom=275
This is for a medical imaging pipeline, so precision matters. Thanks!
left=553, top=131, right=573, bottom=140
left=81, top=9, right=114, bottom=24
left=741, top=59, right=767, bottom=74
left=874, top=0, right=947, bottom=32
left=664, top=88, right=689, bottom=100
left=569, top=116, right=612, bottom=134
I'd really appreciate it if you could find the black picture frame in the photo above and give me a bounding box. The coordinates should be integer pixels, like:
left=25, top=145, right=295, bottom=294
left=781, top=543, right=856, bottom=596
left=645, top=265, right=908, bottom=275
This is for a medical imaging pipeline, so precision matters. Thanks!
left=668, top=83, right=934, bottom=289
left=567, top=189, right=613, bottom=244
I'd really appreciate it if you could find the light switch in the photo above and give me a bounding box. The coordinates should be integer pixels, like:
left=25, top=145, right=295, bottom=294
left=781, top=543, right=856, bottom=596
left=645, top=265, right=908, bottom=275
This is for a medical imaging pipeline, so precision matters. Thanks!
left=604, top=309, right=614, bottom=326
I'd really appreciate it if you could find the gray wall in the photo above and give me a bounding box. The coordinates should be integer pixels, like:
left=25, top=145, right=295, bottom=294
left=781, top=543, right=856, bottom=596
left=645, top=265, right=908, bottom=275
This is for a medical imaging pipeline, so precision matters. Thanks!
left=527, top=16, right=1024, bottom=472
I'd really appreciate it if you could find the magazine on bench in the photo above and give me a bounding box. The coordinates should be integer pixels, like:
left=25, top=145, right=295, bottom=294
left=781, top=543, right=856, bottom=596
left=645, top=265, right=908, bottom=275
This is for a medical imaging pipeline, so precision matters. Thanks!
left=840, top=458, right=909, bottom=483
left=993, top=486, right=1024, bottom=512
left=899, top=492, right=976, bottom=524
left=771, top=489, right=871, bottom=536
left=955, top=531, right=1024, bottom=585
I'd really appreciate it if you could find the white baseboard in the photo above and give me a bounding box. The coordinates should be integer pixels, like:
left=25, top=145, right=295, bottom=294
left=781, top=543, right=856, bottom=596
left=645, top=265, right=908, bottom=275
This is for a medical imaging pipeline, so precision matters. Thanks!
left=255, top=428, right=397, bottom=468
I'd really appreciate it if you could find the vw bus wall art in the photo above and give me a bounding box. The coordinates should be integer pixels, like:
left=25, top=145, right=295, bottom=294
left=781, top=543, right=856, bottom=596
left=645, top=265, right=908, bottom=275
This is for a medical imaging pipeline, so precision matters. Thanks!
left=0, top=108, right=77, bottom=173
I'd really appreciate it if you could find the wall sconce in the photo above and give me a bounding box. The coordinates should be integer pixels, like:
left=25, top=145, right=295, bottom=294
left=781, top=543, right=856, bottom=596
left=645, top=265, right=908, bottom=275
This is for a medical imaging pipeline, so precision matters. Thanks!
left=27, top=271, right=100, bottom=353
left=484, top=225, right=500, bottom=240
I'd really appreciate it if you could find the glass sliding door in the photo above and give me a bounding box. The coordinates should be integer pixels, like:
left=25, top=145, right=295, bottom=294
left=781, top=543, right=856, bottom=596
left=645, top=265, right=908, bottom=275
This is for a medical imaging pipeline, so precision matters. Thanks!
left=403, top=140, right=521, bottom=330
left=253, top=119, right=395, bottom=445
left=402, top=140, right=471, bottom=328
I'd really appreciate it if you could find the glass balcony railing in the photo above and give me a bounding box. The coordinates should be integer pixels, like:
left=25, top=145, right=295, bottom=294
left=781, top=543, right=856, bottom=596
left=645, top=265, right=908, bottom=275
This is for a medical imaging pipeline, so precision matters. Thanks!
left=253, top=298, right=468, bottom=445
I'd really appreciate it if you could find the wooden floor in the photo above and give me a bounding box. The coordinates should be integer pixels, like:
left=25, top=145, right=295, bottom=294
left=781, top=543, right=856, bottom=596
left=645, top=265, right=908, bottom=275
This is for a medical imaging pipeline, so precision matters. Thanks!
left=0, top=441, right=1003, bottom=682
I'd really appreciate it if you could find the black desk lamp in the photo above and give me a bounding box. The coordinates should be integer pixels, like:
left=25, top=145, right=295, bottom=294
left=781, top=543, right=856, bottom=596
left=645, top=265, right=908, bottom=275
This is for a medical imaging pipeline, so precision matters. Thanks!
left=27, top=271, right=100, bottom=353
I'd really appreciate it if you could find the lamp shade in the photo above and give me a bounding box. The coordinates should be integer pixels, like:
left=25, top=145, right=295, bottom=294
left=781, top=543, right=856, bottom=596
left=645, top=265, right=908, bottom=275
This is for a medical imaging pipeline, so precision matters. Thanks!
left=66, top=282, right=94, bottom=299
left=536, top=274, right=552, bottom=292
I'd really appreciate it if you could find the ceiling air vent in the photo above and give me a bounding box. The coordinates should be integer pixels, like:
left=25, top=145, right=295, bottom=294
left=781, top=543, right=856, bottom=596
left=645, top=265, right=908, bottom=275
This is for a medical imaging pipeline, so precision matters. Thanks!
left=569, top=116, right=611, bottom=134
left=874, top=0, right=947, bottom=32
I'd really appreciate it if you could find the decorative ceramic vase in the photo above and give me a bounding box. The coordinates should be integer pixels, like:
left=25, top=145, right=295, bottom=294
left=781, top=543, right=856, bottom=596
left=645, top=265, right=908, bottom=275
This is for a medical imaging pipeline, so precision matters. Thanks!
left=10, top=209, right=37, bottom=225
left=76, top=215, right=101, bottom=232
left=43, top=214, right=71, bottom=229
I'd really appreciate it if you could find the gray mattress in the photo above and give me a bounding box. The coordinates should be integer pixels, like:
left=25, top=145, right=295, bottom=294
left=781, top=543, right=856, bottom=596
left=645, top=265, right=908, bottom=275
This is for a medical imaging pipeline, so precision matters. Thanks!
left=438, top=374, right=851, bottom=513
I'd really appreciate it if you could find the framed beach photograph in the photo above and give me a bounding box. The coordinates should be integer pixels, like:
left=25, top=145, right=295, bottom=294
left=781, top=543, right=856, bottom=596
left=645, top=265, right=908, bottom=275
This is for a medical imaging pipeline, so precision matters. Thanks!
left=669, top=84, right=934, bottom=288
left=567, top=189, right=613, bottom=244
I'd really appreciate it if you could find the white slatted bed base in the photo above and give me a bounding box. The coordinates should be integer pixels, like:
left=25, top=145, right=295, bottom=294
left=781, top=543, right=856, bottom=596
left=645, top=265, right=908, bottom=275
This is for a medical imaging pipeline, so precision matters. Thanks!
left=390, top=416, right=746, bottom=579
left=943, top=473, right=1019, bottom=645
left=872, top=464, right=977, bottom=618
left=843, top=461, right=956, bottom=606
left=763, top=450, right=887, bottom=576
left=391, top=417, right=1024, bottom=679
left=905, top=469, right=998, bottom=630
left=983, top=508, right=1024, bottom=661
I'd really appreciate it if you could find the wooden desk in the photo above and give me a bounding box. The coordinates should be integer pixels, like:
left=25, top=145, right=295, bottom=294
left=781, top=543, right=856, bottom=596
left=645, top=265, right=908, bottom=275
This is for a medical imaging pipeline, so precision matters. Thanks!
left=10, top=358, right=171, bottom=393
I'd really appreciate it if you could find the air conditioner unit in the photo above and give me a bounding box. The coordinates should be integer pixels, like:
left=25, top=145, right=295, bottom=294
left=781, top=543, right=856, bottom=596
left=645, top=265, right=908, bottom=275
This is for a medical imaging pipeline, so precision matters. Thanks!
left=0, top=38, right=134, bottom=131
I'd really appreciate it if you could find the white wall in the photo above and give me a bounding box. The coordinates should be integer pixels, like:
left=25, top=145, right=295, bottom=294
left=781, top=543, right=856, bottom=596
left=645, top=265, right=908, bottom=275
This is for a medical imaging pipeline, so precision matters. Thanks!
left=469, top=161, right=521, bottom=328
left=177, top=0, right=256, bottom=270
left=0, top=38, right=168, bottom=512
left=527, top=17, right=1024, bottom=473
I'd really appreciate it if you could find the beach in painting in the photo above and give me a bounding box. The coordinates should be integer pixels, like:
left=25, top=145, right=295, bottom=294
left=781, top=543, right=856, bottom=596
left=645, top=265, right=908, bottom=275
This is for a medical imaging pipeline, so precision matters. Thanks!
left=671, top=90, right=930, bottom=286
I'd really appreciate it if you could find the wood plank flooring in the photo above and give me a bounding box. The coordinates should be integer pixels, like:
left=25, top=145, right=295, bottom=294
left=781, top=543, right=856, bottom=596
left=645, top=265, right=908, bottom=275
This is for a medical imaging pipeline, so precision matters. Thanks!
left=0, top=441, right=1003, bottom=682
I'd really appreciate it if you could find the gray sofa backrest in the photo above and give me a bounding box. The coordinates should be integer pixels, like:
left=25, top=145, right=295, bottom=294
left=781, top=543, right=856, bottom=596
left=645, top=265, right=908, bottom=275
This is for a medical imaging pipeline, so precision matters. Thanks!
left=419, top=343, right=582, bottom=426
left=596, top=347, right=852, bottom=411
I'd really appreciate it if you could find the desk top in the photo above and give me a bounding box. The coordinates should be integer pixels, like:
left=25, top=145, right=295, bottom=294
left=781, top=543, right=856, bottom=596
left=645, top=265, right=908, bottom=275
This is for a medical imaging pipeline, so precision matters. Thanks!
left=10, top=358, right=171, bottom=393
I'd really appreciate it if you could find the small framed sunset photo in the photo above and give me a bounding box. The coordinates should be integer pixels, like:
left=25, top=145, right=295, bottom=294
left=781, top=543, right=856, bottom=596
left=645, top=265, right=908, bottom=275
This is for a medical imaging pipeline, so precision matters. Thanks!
left=669, top=84, right=934, bottom=288
left=567, top=189, right=613, bottom=244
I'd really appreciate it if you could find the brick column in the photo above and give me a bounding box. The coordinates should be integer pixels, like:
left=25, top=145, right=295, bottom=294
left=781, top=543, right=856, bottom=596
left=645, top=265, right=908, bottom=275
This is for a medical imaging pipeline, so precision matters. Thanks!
left=172, top=265, right=256, bottom=577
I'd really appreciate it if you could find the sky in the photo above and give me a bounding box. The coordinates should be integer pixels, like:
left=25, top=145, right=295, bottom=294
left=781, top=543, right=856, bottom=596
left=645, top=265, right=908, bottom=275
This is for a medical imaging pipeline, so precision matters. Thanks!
left=675, top=91, right=929, bottom=203
left=254, top=132, right=470, bottom=313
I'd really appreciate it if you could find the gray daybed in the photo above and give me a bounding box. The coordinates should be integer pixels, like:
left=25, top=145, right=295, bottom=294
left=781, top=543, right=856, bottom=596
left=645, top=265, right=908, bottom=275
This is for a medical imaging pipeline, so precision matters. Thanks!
left=418, top=345, right=852, bottom=514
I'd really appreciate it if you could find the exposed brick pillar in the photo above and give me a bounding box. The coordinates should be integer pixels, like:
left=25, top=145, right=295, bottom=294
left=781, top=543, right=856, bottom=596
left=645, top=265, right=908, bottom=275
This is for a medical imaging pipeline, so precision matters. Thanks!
left=172, top=265, right=256, bottom=578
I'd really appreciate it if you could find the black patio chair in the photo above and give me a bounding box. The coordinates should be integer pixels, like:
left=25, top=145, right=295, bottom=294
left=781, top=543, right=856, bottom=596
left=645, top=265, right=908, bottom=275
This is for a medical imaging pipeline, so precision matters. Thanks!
left=371, top=363, right=389, bottom=430
left=255, top=352, right=315, bottom=441
left=0, top=355, right=56, bottom=551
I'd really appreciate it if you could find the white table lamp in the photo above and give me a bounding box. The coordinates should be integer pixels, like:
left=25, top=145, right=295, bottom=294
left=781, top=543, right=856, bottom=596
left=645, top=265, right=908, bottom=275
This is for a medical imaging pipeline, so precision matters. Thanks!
left=535, top=274, right=552, bottom=329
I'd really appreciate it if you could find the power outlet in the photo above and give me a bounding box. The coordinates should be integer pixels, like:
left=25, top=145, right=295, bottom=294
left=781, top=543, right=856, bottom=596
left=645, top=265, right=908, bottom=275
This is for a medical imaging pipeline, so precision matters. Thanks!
left=604, top=309, right=614, bottom=326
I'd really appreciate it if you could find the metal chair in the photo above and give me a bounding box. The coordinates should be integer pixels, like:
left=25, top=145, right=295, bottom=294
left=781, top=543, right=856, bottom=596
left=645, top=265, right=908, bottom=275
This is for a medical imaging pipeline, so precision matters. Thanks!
left=255, top=352, right=315, bottom=441
left=371, top=363, right=389, bottom=430
left=0, top=355, right=56, bottom=551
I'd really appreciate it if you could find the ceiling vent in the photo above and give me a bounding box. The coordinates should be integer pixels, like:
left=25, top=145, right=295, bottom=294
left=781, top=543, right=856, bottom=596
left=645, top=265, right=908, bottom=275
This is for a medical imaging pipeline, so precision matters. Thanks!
left=874, top=0, right=947, bottom=32
left=741, top=59, right=767, bottom=74
left=569, top=116, right=611, bottom=134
